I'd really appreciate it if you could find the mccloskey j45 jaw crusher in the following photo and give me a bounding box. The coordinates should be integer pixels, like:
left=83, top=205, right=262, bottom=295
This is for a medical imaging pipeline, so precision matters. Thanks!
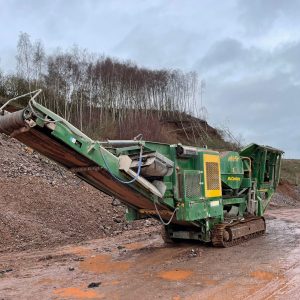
left=0, top=91, right=284, bottom=247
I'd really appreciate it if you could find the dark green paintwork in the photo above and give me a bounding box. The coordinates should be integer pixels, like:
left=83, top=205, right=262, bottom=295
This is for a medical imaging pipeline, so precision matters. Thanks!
left=220, top=151, right=243, bottom=189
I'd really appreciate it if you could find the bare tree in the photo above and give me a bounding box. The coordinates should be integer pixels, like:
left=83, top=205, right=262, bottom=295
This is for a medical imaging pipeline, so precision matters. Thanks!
left=16, top=32, right=33, bottom=90
left=3, top=34, right=207, bottom=142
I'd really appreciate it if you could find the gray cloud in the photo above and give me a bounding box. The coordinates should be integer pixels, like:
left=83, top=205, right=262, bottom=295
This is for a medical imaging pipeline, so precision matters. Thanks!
left=115, top=25, right=205, bottom=69
left=0, top=0, right=299, bottom=157
left=237, top=0, right=300, bottom=35
left=198, top=39, right=300, bottom=158
left=199, top=39, right=245, bottom=68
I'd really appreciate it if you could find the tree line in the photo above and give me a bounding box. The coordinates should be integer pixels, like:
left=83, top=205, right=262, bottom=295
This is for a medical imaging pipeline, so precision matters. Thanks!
left=0, top=33, right=241, bottom=149
left=0, top=33, right=203, bottom=139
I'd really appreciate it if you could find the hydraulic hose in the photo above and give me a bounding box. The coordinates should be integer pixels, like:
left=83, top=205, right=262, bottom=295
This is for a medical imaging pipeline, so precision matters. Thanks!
left=154, top=201, right=178, bottom=226
left=99, top=145, right=143, bottom=184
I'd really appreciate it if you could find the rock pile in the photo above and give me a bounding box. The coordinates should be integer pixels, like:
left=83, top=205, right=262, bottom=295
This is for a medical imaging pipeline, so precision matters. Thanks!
left=0, top=133, right=158, bottom=253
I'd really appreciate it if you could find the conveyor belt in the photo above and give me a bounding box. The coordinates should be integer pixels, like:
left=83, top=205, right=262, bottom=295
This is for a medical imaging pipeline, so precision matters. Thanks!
left=14, top=126, right=160, bottom=210
left=0, top=108, right=188, bottom=225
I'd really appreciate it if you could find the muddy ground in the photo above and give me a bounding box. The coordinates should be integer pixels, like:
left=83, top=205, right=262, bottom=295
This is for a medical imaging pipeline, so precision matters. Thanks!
left=0, top=208, right=299, bottom=300
left=1, top=134, right=300, bottom=299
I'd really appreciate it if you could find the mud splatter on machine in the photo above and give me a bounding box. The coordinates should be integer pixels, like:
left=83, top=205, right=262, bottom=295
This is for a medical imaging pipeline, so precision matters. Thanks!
left=0, top=91, right=283, bottom=247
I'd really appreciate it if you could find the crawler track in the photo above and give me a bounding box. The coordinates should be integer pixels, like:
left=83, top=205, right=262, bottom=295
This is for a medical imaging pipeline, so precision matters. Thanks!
left=211, top=217, right=266, bottom=247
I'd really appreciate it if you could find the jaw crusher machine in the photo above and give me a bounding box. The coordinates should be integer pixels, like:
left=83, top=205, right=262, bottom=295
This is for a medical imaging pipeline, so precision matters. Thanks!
left=0, top=91, right=283, bottom=247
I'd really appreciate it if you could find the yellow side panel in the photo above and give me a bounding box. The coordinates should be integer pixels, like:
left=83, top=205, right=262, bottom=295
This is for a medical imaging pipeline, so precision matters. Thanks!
left=203, top=154, right=222, bottom=198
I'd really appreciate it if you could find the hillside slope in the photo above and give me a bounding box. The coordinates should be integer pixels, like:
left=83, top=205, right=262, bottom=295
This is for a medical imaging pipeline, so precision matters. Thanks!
left=0, top=97, right=233, bottom=150
left=281, top=159, right=300, bottom=185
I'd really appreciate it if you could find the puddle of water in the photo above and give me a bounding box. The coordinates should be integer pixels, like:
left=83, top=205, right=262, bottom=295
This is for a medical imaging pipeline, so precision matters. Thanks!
left=53, top=287, right=103, bottom=299
left=124, top=242, right=145, bottom=250
left=250, top=270, right=280, bottom=281
left=158, top=270, right=193, bottom=281
left=80, top=254, right=131, bottom=274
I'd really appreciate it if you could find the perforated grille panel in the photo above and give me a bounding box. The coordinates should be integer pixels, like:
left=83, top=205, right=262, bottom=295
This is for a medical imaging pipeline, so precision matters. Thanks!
left=205, top=162, right=221, bottom=190
left=184, top=172, right=201, bottom=198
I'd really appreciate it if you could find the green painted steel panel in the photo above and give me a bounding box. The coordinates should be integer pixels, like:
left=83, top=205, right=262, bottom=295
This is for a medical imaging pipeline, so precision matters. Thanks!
left=220, top=151, right=243, bottom=189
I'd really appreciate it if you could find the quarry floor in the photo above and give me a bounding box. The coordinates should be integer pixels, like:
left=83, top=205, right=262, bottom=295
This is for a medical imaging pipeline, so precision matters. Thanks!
left=0, top=208, right=299, bottom=300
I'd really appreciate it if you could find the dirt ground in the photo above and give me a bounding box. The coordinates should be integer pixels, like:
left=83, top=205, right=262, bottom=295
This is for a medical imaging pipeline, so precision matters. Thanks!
left=0, top=207, right=299, bottom=300
left=1, top=134, right=300, bottom=299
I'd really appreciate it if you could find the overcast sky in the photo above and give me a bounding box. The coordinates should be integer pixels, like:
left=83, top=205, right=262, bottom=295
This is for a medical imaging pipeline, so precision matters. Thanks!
left=0, top=0, right=299, bottom=158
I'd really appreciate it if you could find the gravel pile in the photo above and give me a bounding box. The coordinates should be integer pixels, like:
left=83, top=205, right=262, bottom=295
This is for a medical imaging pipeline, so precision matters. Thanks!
left=0, top=133, right=73, bottom=184
left=0, top=134, right=158, bottom=253
left=270, top=180, right=300, bottom=207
